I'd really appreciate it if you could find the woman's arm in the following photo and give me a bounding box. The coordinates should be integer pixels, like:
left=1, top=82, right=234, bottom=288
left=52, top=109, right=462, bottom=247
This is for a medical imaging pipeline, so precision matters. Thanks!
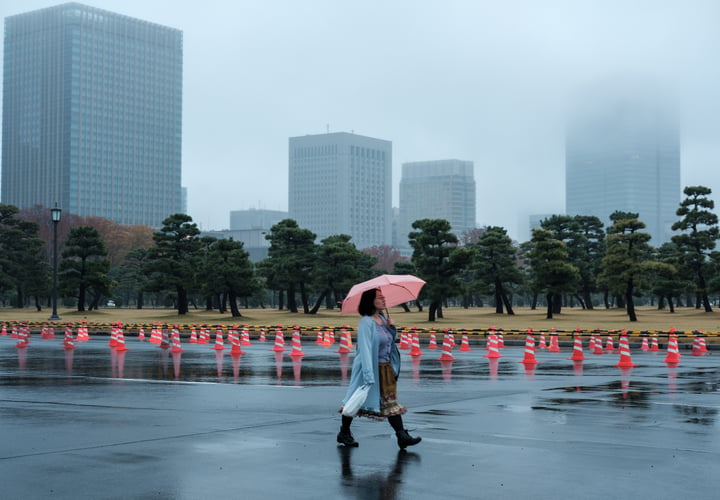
left=356, top=317, right=375, bottom=385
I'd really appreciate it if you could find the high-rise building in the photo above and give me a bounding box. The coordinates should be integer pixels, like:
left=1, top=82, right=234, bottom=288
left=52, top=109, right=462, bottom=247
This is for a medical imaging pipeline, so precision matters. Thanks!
left=565, top=95, right=680, bottom=244
left=230, top=208, right=288, bottom=231
left=2, top=3, right=182, bottom=227
left=398, top=159, right=476, bottom=247
left=288, top=132, right=392, bottom=249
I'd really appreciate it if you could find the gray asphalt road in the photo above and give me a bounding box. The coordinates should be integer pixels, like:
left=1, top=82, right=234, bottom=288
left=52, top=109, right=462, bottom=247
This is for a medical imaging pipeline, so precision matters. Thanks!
left=1, top=335, right=718, bottom=499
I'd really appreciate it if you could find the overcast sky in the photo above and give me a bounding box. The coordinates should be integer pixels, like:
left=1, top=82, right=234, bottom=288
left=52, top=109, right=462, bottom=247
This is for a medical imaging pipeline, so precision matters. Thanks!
left=2, top=0, right=720, bottom=241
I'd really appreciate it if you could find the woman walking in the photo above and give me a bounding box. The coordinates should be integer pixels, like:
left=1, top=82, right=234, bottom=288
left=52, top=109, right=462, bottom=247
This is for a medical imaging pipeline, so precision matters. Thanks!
left=337, top=288, right=421, bottom=449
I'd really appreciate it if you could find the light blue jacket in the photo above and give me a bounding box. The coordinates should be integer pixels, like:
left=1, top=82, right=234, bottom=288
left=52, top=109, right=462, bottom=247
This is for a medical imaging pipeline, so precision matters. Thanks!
left=341, top=314, right=400, bottom=413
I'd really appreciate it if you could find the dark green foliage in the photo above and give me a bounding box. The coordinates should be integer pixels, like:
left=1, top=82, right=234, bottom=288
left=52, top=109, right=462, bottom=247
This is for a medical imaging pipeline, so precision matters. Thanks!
left=261, top=219, right=317, bottom=313
left=201, top=237, right=259, bottom=317
left=598, top=211, right=655, bottom=321
left=60, top=225, right=111, bottom=312
left=145, top=214, right=202, bottom=314
left=527, top=228, right=580, bottom=319
left=469, top=226, right=521, bottom=314
left=671, top=185, right=719, bottom=312
left=311, top=234, right=377, bottom=313
left=409, top=219, right=470, bottom=321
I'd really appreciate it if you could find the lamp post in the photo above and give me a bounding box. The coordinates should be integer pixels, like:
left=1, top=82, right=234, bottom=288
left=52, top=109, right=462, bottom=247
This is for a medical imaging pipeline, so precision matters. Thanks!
left=49, top=205, right=62, bottom=321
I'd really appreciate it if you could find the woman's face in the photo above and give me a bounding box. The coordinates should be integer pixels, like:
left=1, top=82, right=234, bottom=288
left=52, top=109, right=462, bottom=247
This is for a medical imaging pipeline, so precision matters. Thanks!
left=373, top=291, right=386, bottom=311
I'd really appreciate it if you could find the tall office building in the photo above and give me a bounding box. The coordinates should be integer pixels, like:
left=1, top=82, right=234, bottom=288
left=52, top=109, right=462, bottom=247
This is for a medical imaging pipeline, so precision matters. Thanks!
left=2, top=3, right=182, bottom=227
left=565, top=95, right=680, bottom=244
left=398, top=159, right=476, bottom=247
left=288, top=132, right=392, bottom=249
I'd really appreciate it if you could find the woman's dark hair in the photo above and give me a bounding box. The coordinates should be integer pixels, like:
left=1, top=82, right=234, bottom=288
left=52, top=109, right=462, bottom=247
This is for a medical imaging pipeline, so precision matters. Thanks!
left=358, top=288, right=378, bottom=316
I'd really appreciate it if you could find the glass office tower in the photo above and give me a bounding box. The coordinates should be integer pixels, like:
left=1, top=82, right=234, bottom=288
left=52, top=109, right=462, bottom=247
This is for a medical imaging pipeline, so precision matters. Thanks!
left=398, top=159, right=476, bottom=248
left=565, top=96, right=680, bottom=244
left=289, top=132, right=392, bottom=249
left=2, top=3, right=182, bottom=227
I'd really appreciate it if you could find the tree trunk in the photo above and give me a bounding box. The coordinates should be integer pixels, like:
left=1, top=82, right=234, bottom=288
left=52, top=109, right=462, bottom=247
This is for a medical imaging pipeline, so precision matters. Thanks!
left=34, top=295, right=42, bottom=312
left=400, top=303, right=410, bottom=312
left=501, top=289, right=515, bottom=315
left=136, top=291, right=144, bottom=309
left=699, top=275, right=713, bottom=312
left=15, top=286, right=24, bottom=308
left=437, top=304, right=444, bottom=319
left=625, top=280, right=637, bottom=322
left=552, top=293, right=562, bottom=314
left=309, top=288, right=328, bottom=314
left=658, top=295, right=666, bottom=310
left=287, top=284, right=298, bottom=313
left=494, top=283, right=504, bottom=314
left=573, top=293, right=586, bottom=309
left=530, top=292, right=538, bottom=310
left=668, top=296, right=675, bottom=313
left=603, top=290, right=610, bottom=309
left=78, top=284, right=87, bottom=312
left=583, top=288, right=594, bottom=310
left=428, top=301, right=439, bottom=321
left=177, top=285, right=188, bottom=314
left=278, top=290, right=285, bottom=311
left=228, top=292, right=242, bottom=317
left=300, top=282, right=309, bottom=314
left=546, top=292, right=553, bottom=319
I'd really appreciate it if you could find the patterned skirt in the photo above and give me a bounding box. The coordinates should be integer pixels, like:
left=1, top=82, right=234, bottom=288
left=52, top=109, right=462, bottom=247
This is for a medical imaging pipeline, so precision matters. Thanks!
left=357, top=362, right=407, bottom=420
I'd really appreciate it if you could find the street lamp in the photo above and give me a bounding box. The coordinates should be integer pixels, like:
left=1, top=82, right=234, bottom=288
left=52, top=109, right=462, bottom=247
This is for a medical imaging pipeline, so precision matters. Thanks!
left=49, top=205, right=62, bottom=321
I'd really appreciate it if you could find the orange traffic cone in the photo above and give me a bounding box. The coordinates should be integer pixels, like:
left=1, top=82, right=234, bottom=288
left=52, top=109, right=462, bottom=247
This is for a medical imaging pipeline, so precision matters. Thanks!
left=548, top=333, right=560, bottom=353
left=63, top=324, right=76, bottom=350
left=108, top=323, right=119, bottom=348
left=640, top=336, right=649, bottom=351
left=336, top=330, right=352, bottom=353
left=650, top=334, right=660, bottom=352
left=538, top=333, right=547, bottom=350
left=149, top=323, right=162, bottom=343
left=605, top=335, right=615, bottom=352
left=399, top=330, right=410, bottom=350
left=519, top=333, right=538, bottom=364
left=15, top=325, right=29, bottom=348
left=614, top=335, right=636, bottom=368
left=213, top=325, right=226, bottom=350
left=138, top=327, right=146, bottom=341
left=0, top=323, right=6, bottom=335
left=240, top=325, right=252, bottom=345
left=409, top=332, right=423, bottom=356
left=159, top=325, right=170, bottom=349
left=189, top=325, right=197, bottom=343
left=437, top=333, right=455, bottom=361
left=484, top=334, right=503, bottom=358
left=496, top=332, right=505, bottom=348
left=459, top=332, right=472, bottom=352
left=428, top=332, right=438, bottom=349
left=316, top=329, right=325, bottom=345
left=170, top=326, right=184, bottom=353
left=663, top=336, right=681, bottom=364
left=568, top=336, right=585, bottom=361
left=691, top=337, right=704, bottom=356
left=289, top=329, right=305, bottom=357
left=228, top=327, right=244, bottom=355
left=259, top=327, right=266, bottom=342
left=115, top=326, right=129, bottom=352
left=698, top=336, right=708, bottom=354
left=593, top=336, right=604, bottom=355
left=272, top=327, right=285, bottom=352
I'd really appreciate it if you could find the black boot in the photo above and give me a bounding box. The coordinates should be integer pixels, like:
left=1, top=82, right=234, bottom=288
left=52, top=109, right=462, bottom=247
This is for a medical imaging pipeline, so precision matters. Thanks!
left=337, top=428, right=359, bottom=447
left=396, top=429, right=421, bottom=449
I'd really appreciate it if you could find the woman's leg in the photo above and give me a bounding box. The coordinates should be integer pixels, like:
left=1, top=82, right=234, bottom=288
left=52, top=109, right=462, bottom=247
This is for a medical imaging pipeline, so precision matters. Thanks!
left=337, top=415, right=358, bottom=447
left=388, top=414, right=421, bottom=449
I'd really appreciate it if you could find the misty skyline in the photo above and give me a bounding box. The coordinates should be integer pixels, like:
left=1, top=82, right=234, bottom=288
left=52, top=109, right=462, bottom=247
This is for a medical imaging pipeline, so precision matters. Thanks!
left=2, top=0, right=719, bottom=242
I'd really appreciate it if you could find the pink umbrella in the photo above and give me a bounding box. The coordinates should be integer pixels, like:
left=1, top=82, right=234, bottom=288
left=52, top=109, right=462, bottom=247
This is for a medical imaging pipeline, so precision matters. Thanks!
left=340, top=274, right=426, bottom=314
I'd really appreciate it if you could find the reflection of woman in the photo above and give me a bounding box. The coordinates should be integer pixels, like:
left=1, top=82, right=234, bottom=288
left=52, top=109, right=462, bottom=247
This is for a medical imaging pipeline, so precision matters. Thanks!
left=337, top=288, right=421, bottom=449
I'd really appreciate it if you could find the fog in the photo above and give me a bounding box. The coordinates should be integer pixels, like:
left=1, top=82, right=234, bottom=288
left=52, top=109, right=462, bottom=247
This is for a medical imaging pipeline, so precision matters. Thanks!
left=2, top=0, right=719, bottom=242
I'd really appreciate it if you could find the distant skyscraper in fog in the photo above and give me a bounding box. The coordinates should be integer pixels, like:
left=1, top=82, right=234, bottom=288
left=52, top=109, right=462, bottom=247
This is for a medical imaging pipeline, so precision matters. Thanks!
left=565, top=94, right=680, bottom=244
left=288, top=132, right=392, bottom=249
left=398, top=159, right=476, bottom=248
left=2, top=3, right=182, bottom=227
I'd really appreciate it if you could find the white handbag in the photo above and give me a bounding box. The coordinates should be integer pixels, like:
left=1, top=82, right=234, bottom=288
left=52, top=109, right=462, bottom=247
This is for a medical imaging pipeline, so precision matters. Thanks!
left=342, top=384, right=371, bottom=417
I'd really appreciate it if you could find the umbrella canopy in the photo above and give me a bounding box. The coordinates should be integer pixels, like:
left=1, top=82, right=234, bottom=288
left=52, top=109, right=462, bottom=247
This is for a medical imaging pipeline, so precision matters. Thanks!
left=340, top=274, right=426, bottom=314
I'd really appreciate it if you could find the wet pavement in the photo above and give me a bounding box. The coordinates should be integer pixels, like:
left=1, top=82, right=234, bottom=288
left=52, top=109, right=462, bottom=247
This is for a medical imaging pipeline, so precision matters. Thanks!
left=1, top=334, right=719, bottom=499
